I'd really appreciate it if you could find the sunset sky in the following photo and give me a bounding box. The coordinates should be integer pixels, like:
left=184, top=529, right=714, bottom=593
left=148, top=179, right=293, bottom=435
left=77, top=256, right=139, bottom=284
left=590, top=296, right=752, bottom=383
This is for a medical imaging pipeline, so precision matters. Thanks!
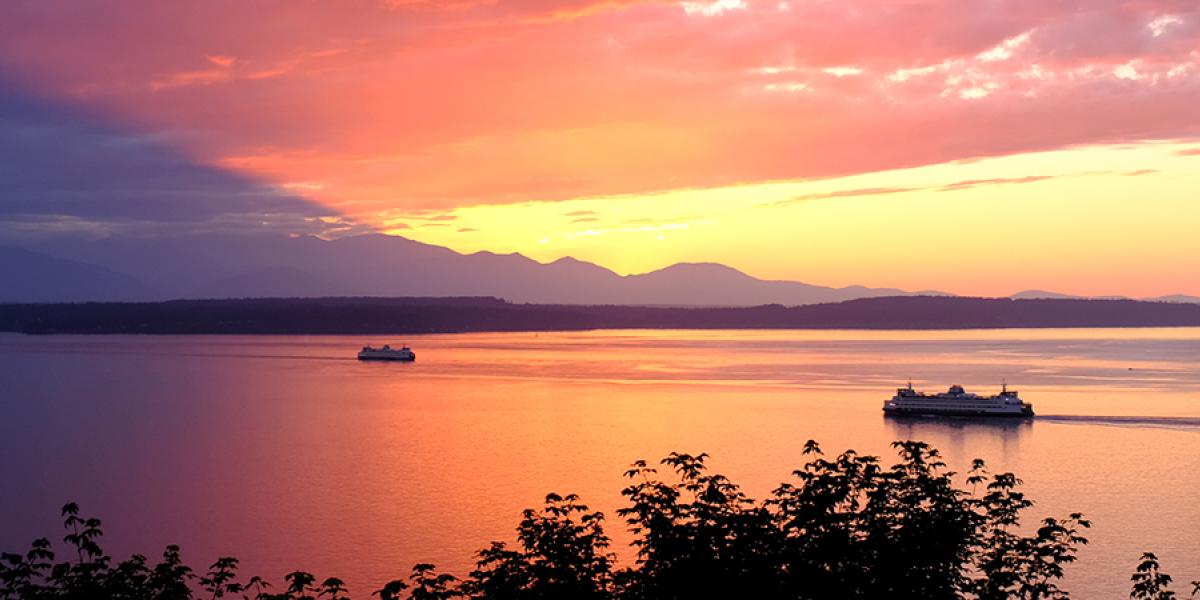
left=1, top=0, right=1198, bottom=297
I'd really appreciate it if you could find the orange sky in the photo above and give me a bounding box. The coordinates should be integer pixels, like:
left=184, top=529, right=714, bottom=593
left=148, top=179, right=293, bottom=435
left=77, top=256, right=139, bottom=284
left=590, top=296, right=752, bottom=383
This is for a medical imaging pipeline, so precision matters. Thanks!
left=1, top=0, right=1198, bottom=297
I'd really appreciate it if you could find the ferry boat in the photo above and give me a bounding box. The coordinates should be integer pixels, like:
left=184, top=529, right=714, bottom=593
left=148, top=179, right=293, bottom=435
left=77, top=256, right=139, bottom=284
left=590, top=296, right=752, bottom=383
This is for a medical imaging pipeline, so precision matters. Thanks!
left=883, top=383, right=1033, bottom=418
left=357, top=344, right=416, bottom=362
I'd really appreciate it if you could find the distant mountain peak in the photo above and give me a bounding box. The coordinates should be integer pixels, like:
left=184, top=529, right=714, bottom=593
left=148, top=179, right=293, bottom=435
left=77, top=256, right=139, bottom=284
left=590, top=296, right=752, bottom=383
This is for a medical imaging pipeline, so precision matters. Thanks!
left=1010, top=289, right=1080, bottom=300
left=636, top=262, right=751, bottom=278
left=470, top=249, right=522, bottom=258
left=654, top=261, right=742, bottom=271
left=548, top=256, right=590, bottom=265
left=1148, top=294, right=1200, bottom=304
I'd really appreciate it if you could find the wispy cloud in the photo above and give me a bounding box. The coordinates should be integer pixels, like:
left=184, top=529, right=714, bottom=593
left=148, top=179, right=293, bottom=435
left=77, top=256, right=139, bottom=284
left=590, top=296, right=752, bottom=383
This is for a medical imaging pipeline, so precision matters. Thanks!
left=399, top=213, right=459, bottom=222
left=681, top=0, right=747, bottom=17
left=939, top=175, right=1057, bottom=192
left=766, top=171, right=1088, bottom=208
left=150, top=66, right=232, bottom=91
left=563, top=220, right=708, bottom=240
left=771, top=186, right=917, bottom=207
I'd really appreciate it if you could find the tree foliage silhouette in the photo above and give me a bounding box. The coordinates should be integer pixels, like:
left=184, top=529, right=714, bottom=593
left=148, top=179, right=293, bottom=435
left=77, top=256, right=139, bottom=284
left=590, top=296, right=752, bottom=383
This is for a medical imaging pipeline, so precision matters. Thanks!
left=1129, top=552, right=1200, bottom=600
left=3, top=440, right=1187, bottom=599
left=464, top=493, right=611, bottom=599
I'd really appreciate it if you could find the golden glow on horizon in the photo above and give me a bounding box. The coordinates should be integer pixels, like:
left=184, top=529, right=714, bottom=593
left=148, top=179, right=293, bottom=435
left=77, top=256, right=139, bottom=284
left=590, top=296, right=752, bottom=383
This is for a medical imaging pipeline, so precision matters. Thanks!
left=384, top=143, right=1200, bottom=298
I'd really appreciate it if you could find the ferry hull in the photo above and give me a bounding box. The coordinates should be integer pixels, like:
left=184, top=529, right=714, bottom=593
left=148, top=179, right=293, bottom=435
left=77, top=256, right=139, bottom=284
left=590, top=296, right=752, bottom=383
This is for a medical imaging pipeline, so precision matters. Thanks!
left=883, top=406, right=1033, bottom=418
left=357, top=353, right=416, bottom=362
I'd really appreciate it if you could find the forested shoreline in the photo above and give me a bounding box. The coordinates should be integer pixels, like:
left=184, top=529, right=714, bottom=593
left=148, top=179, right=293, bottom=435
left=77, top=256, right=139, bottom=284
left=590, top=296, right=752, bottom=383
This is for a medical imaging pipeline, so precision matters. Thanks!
left=3, top=296, right=1200, bottom=335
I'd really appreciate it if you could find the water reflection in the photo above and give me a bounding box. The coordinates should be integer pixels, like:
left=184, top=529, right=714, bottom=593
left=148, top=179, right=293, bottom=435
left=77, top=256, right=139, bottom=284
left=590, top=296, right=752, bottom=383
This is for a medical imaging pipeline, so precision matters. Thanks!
left=884, top=415, right=1033, bottom=466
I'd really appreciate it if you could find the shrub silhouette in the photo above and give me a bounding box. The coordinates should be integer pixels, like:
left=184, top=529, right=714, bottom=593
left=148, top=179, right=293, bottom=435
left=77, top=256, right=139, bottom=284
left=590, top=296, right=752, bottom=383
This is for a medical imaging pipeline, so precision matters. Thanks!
left=1129, top=552, right=1200, bottom=600
left=0, top=440, right=1190, bottom=599
left=465, top=493, right=611, bottom=599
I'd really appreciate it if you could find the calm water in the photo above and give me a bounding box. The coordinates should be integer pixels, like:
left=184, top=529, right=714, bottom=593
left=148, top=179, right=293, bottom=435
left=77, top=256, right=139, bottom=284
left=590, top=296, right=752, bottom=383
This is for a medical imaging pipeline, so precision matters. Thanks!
left=2, top=329, right=1199, bottom=597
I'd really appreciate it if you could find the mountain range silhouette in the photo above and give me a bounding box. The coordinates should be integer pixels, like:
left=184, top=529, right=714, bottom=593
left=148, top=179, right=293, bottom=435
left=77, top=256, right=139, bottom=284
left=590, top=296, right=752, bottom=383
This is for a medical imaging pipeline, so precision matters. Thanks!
left=2, top=233, right=1197, bottom=305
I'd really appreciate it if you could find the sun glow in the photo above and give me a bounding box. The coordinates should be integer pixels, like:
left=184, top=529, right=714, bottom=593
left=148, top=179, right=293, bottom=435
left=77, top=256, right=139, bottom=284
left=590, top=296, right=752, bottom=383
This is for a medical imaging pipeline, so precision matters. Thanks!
left=391, top=143, right=1200, bottom=298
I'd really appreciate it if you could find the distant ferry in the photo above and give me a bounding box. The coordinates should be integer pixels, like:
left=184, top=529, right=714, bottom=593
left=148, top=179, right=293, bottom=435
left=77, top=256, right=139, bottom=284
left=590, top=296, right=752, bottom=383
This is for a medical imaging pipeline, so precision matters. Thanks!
left=357, top=344, right=416, bottom=362
left=883, top=383, right=1033, bottom=418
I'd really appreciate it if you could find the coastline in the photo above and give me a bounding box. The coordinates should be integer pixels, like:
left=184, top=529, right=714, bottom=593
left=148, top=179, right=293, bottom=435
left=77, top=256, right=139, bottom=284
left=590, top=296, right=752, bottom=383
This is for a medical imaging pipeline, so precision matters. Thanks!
left=3, top=295, right=1200, bottom=335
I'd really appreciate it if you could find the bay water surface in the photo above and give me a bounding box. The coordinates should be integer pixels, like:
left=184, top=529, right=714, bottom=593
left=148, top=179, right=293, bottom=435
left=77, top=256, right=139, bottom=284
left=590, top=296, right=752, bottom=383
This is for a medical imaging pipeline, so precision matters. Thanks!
left=1, top=328, right=1198, bottom=597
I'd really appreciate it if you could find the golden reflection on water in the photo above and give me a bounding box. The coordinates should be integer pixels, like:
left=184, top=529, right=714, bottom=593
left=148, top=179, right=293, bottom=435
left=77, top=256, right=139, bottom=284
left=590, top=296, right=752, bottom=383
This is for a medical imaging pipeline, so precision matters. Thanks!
left=0, top=328, right=1198, bottom=598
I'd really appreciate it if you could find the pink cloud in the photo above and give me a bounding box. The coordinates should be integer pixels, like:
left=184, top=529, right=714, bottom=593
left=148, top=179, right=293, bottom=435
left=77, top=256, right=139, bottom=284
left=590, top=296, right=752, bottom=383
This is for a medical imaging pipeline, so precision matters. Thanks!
left=0, top=0, right=1197, bottom=212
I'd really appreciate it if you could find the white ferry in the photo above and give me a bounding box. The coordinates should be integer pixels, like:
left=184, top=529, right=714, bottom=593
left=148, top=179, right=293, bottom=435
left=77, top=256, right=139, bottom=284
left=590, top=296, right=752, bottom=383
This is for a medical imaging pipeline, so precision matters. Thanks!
left=357, top=344, right=416, bottom=362
left=883, top=383, right=1033, bottom=418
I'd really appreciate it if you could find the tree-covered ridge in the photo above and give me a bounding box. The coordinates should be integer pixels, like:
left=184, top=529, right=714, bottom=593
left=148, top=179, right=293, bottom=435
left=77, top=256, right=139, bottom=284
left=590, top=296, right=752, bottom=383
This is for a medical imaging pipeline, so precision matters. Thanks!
left=5, top=296, right=1200, bottom=335
left=1, top=441, right=1194, bottom=599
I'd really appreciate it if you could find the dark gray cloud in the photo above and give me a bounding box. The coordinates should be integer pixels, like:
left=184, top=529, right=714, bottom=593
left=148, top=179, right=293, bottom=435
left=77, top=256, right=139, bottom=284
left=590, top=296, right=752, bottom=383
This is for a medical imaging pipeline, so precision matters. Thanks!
left=0, top=78, right=367, bottom=242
